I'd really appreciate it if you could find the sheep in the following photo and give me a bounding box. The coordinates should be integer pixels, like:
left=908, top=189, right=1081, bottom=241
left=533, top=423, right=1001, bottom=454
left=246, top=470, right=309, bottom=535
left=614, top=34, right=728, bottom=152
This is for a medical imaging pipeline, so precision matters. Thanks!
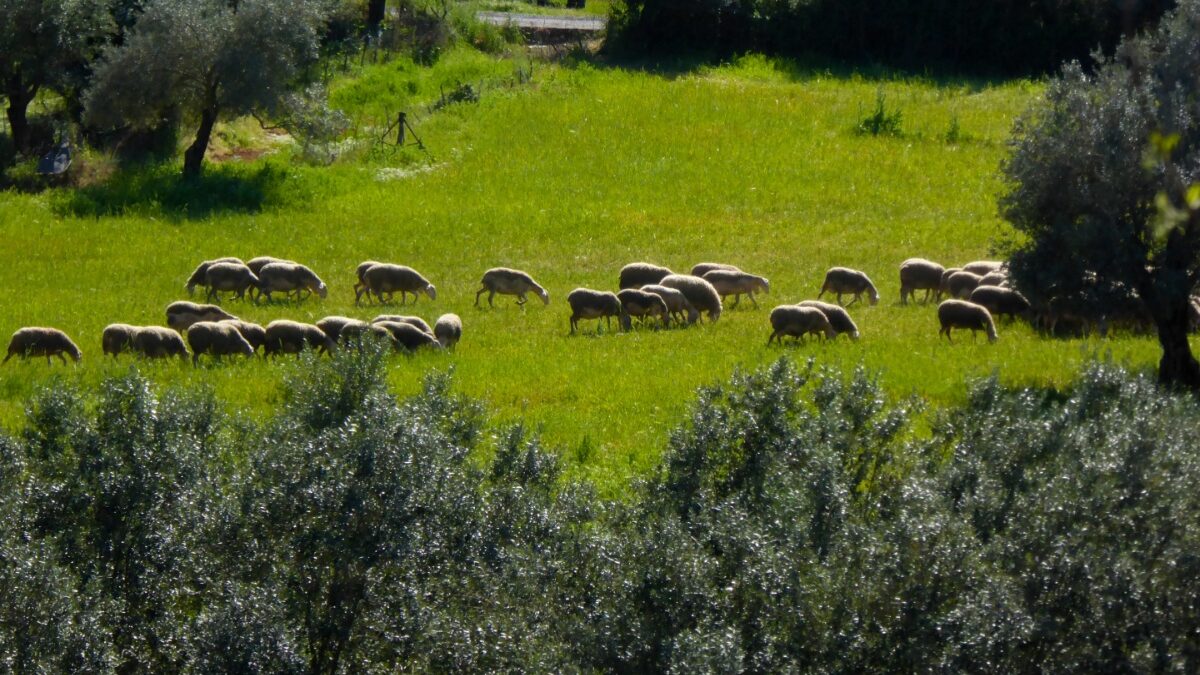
left=204, top=262, right=259, bottom=303
left=262, top=320, right=335, bottom=357
left=257, top=262, right=328, bottom=302
left=659, top=274, right=722, bottom=323
left=315, top=316, right=360, bottom=344
left=4, top=327, right=82, bottom=364
left=899, top=258, right=945, bottom=304
left=969, top=286, right=1030, bottom=322
left=702, top=269, right=769, bottom=309
left=818, top=267, right=879, bottom=306
left=476, top=268, right=549, bottom=307
left=797, top=300, right=860, bottom=339
left=358, top=263, right=436, bottom=305
left=690, top=262, right=741, bottom=278
left=939, top=267, right=962, bottom=298
left=102, top=323, right=140, bottom=357
left=246, top=256, right=293, bottom=276
left=166, top=301, right=238, bottom=332
left=567, top=288, right=623, bottom=334
left=374, top=320, right=442, bottom=352
left=617, top=289, right=670, bottom=330
left=353, top=261, right=382, bottom=302
left=132, top=326, right=188, bottom=359
left=433, top=313, right=462, bottom=348
left=619, top=263, right=674, bottom=290
left=977, top=271, right=1009, bottom=288
left=186, top=321, right=255, bottom=365
left=370, top=314, right=434, bottom=335
left=186, top=257, right=244, bottom=296
left=220, top=319, right=267, bottom=352
left=938, top=300, right=998, bottom=343
left=767, top=305, right=836, bottom=344
left=640, top=284, right=700, bottom=325
left=946, top=270, right=984, bottom=299
left=962, top=260, right=1005, bottom=276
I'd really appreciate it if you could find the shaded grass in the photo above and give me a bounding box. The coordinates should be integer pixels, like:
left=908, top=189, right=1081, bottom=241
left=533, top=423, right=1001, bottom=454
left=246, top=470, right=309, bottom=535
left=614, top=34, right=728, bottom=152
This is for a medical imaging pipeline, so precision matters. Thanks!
left=0, top=54, right=1180, bottom=493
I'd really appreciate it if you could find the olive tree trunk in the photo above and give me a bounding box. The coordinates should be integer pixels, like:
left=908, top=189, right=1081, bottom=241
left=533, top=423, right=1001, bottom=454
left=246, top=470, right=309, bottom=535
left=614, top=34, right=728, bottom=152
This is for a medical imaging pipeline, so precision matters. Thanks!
left=1154, top=299, right=1200, bottom=389
left=182, top=104, right=219, bottom=179
left=367, top=0, right=386, bottom=32
left=4, top=76, right=37, bottom=152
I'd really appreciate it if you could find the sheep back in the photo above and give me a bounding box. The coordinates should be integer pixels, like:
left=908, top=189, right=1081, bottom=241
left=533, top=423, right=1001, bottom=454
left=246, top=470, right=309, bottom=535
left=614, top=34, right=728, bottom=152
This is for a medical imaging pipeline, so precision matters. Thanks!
left=4, top=327, right=82, bottom=363
left=619, top=263, right=673, bottom=290
left=938, top=300, right=998, bottom=342
left=133, top=326, right=188, bottom=359
left=797, top=300, right=860, bottom=339
left=659, top=274, right=722, bottom=323
left=102, top=323, right=140, bottom=356
left=690, top=262, right=741, bottom=277
left=433, top=314, right=462, bottom=348
left=186, top=321, right=254, bottom=365
left=767, top=306, right=835, bottom=344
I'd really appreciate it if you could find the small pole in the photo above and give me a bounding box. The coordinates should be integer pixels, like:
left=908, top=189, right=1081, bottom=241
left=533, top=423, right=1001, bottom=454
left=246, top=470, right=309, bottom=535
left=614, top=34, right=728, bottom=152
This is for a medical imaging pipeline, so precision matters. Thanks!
left=397, top=112, right=406, bottom=145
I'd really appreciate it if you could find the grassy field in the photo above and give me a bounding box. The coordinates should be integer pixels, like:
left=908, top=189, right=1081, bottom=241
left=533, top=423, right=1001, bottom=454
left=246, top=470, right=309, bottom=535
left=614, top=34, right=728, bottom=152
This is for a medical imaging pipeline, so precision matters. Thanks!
left=0, top=50, right=1175, bottom=492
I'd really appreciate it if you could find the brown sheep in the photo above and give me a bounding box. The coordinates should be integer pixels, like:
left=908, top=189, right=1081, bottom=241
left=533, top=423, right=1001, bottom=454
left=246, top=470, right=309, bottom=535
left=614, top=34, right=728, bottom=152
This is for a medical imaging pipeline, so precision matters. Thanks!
left=186, top=321, right=255, bottom=365
left=767, top=306, right=836, bottom=344
left=4, top=327, right=82, bottom=364
left=702, top=269, right=769, bottom=308
left=434, top=313, right=462, bottom=348
left=262, top=320, right=335, bottom=357
left=938, top=300, right=998, bottom=343
left=220, top=319, right=267, bottom=352
left=374, top=321, right=442, bottom=352
left=640, top=284, right=700, bottom=325
left=969, top=286, right=1030, bottom=322
left=619, top=263, right=674, bottom=290
left=257, top=263, right=328, bottom=302
left=797, top=300, right=860, bottom=339
left=358, top=264, right=436, bottom=305
left=166, top=301, right=238, bottom=332
left=567, top=288, right=623, bottom=333
left=132, top=326, right=188, bottom=359
left=186, top=257, right=244, bottom=296
left=476, top=268, right=549, bottom=307
left=617, top=288, right=670, bottom=330
left=205, top=262, right=259, bottom=303
left=659, top=274, right=722, bottom=323
left=946, top=270, right=984, bottom=299
left=818, top=267, right=879, bottom=306
left=899, top=258, right=945, bottom=304
left=102, top=323, right=140, bottom=357
left=690, top=262, right=741, bottom=278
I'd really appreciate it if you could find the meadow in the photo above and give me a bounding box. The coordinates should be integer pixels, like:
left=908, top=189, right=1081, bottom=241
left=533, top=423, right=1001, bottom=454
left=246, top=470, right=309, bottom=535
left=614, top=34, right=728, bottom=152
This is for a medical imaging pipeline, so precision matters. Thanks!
left=0, top=50, right=1174, bottom=491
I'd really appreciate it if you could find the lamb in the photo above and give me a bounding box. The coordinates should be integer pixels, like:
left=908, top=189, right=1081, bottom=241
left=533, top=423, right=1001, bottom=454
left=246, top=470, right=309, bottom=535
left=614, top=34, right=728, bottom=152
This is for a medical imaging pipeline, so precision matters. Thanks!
left=798, top=300, right=860, bottom=339
left=370, top=314, right=433, bottom=335
left=204, top=262, right=259, bottom=303
left=659, top=274, right=722, bottom=323
left=946, top=270, right=984, bottom=299
left=374, top=320, right=442, bottom=352
left=969, top=286, right=1030, bottom=321
left=353, top=261, right=382, bottom=302
left=186, top=321, right=254, bottom=365
left=567, top=288, right=623, bottom=333
left=262, top=320, right=335, bottom=357
left=433, top=313, right=462, bottom=349
left=246, top=256, right=293, bottom=276
left=132, top=326, right=188, bottom=359
left=899, top=258, right=945, bottom=304
left=640, top=284, right=700, bottom=325
left=818, top=267, right=879, bottom=306
left=767, top=305, right=836, bottom=344
left=938, top=300, right=998, bottom=343
left=939, top=267, right=962, bottom=298
left=977, top=271, right=1009, bottom=288
left=358, top=263, right=436, bottom=305
left=617, top=289, right=670, bottom=330
left=701, top=269, right=769, bottom=309
left=186, top=257, right=244, bottom=296
left=256, top=262, right=328, bottom=302
left=4, top=327, right=82, bottom=364
left=962, top=260, right=1005, bottom=276
left=166, top=301, right=238, bottom=331
left=476, top=268, right=549, bottom=307
left=619, top=263, right=673, bottom=290
left=102, top=323, right=140, bottom=357
left=690, top=262, right=741, bottom=278
left=220, top=319, right=267, bottom=352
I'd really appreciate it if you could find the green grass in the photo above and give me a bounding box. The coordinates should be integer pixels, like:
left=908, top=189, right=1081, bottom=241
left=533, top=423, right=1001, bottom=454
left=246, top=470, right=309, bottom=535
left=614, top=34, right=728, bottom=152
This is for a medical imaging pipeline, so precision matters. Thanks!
left=0, top=51, right=1177, bottom=492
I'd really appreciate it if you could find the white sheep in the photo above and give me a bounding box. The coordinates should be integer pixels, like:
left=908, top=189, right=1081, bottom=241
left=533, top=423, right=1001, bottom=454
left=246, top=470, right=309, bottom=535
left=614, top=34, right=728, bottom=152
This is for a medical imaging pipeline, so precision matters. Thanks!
left=433, top=314, right=462, bottom=349
left=166, top=301, right=238, bottom=332
left=797, top=300, right=860, bottom=339
left=204, top=262, right=259, bottom=303
left=4, top=327, right=82, bottom=364
left=767, top=306, right=835, bottom=344
left=659, top=274, right=722, bottom=323
left=616, top=288, right=670, bottom=329
left=567, top=288, right=623, bottom=333
left=186, top=321, right=254, bottom=365
left=102, top=323, right=140, bottom=357
left=357, top=263, right=436, bottom=305
left=263, top=320, right=335, bottom=357
left=899, top=258, right=945, bottom=304
left=476, top=268, right=549, bottom=307
left=938, top=300, right=998, bottom=343
left=186, top=257, right=244, bottom=296
left=701, top=269, right=769, bottom=308
left=257, top=263, right=328, bottom=302
left=818, top=267, right=879, bottom=306
left=619, top=263, right=673, bottom=290
left=640, top=284, right=700, bottom=325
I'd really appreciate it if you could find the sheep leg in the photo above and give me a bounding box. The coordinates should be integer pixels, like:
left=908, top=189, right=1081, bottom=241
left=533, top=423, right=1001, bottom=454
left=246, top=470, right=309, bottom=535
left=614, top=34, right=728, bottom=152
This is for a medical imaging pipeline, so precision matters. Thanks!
left=1, top=352, right=11, bottom=365
left=475, top=287, right=487, bottom=306
left=730, top=294, right=740, bottom=309
left=570, top=315, right=578, bottom=334
left=488, top=290, right=496, bottom=307
left=845, top=293, right=859, bottom=307
left=516, top=294, right=527, bottom=306
left=768, top=331, right=777, bottom=345
left=748, top=293, right=758, bottom=309
left=398, top=290, right=408, bottom=306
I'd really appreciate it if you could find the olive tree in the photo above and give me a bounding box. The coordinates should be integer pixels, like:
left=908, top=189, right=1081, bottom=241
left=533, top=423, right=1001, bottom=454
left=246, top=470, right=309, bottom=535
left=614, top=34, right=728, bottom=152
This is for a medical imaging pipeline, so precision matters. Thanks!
left=1002, top=0, right=1200, bottom=388
left=85, top=0, right=329, bottom=178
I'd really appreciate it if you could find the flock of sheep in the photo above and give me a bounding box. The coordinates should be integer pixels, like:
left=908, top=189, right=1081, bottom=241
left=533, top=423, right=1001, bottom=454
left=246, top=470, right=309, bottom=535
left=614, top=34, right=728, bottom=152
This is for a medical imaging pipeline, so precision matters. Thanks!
left=0, top=253, right=1048, bottom=366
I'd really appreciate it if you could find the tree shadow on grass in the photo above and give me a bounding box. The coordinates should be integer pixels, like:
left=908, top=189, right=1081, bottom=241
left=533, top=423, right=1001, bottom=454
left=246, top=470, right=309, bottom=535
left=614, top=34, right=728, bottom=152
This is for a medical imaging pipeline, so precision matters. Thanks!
left=53, top=161, right=290, bottom=221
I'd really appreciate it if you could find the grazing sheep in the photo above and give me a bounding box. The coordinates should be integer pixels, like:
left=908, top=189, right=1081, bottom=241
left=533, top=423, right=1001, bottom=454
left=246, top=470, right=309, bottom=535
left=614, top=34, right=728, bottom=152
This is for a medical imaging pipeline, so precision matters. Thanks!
left=818, top=267, right=879, bottom=306
left=977, top=271, right=1009, bottom=288
left=617, top=289, right=670, bottom=330
left=702, top=269, right=769, bottom=309
left=4, top=327, right=82, bottom=364
left=186, top=321, right=254, bottom=365
left=619, top=263, right=674, bottom=290
left=315, top=316, right=359, bottom=344
left=567, top=288, right=623, bottom=334
left=370, top=314, right=433, bottom=335
left=640, top=284, right=700, bottom=325
left=257, top=262, right=328, bottom=302
left=939, top=267, right=962, bottom=298
left=476, top=268, right=549, bottom=307
left=358, top=263, right=436, bottom=305
left=969, top=286, right=1030, bottom=321
left=204, top=262, right=259, bottom=303
left=246, top=256, right=293, bottom=276
left=186, top=257, right=244, bottom=296
left=102, top=323, right=140, bottom=357
left=262, top=320, right=335, bottom=357
left=767, top=305, right=836, bottom=344
left=659, top=274, right=722, bottom=323
left=899, top=258, right=946, bottom=304
left=220, top=319, right=267, bottom=352
left=132, top=326, right=188, bottom=359
left=946, top=270, right=984, bottom=299
left=962, top=260, right=1005, bottom=276
left=938, top=300, right=998, bottom=343
left=690, top=262, right=741, bottom=278
left=166, top=301, right=238, bottom=332
left=798, top=300, right=860, bottom=339
left=353, top=261, right=382, bottom=302
left=433, top=313, right=462, bottom=348
left=374, top=320, right=441, bottom=352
